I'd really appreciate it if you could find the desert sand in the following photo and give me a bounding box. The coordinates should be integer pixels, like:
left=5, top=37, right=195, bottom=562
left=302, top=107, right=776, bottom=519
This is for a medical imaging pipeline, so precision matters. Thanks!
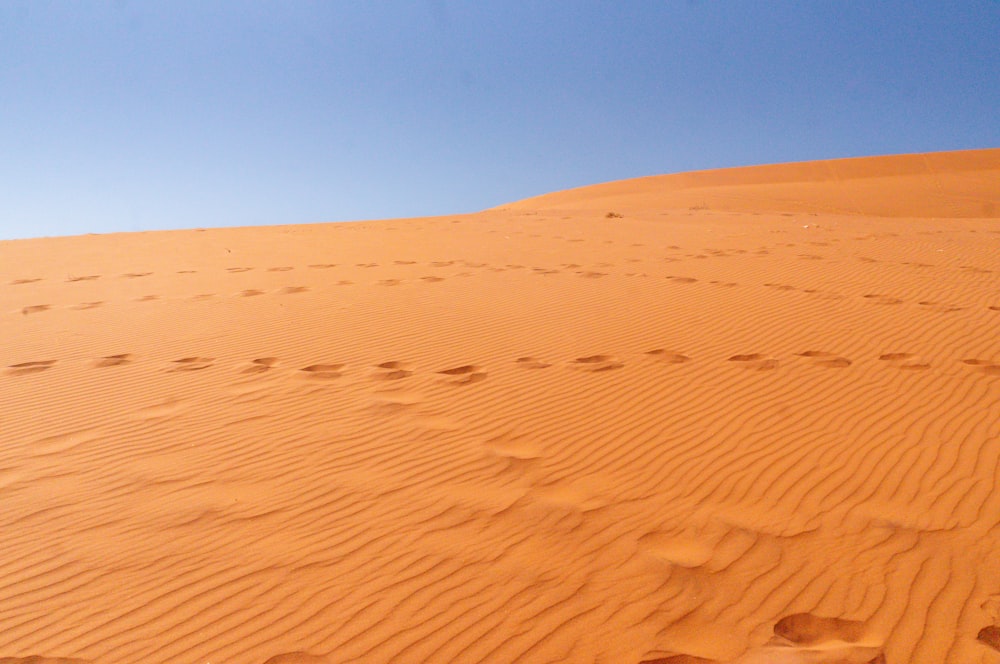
left=1, top=148, right=999, bottom=663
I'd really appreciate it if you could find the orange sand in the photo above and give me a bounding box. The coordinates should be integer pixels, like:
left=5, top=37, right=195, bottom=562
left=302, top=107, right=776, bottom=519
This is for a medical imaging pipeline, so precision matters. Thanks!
left=1, top=148, right=999, bottom=663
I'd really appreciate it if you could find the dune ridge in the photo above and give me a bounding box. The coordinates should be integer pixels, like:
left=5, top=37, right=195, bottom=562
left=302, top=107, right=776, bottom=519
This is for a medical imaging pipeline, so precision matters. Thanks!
left=500, top=148, right=1000, bottom=219
left=1, top=149, right=999, bottom=662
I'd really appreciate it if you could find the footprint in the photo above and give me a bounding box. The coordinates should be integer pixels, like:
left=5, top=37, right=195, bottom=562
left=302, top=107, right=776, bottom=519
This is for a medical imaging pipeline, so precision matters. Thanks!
left=484, top=433, right=542, bottom=461
left=897, top=362, right=931, bottom=371
left=177, top=270, right=197, bottom=274
left=639, top=655, right=716, bottom=664
left=136, top=295, right=159, bottom=302
left=728, top=354, right=779, bottom=371
left=240, top=289, right=265, bottom=297
left=0, top=657, right=89, bottom=664
left=669, top=276, right=698, bottom=284
left=729, top=353, right=764, bottom=362
left=372, top=361, right=413, bottom=380
left=301, top=364, right=343, bottom=379
left=516, top=357, right=551, bottom=369
left=95, top=354, right=132, bottom=368
left=989, top=306, right=1000, bottom=312
left=795, top=351, right=852, bottom=368
left=962, top=359, right=1000, bottom=376
left=67, top=275, right=100, bottom=282
left=638, top=531, right=713, bottom=568
left=879, top=353, right=930, bottom=370
left=430, top=261, right=455, bottom=267
left=645, top=349, right=691, bottom=364
left=421, top=276, right=445, bottom=282
left=71, top=301, right=104, bottom=310
left=378, top=279, right=401, bottom=286
left=764, top=283, right=796, bottom=291
left=262, top=651, right=331, bottom=664
left=571, top=355, right=624, bottom=372
left=191, top=293, right=214, bottom=301
left=7, top=360, right=56, bottom=376
left=579, top=271, right=607, bottom=278
left=122, top=272, right=152, bottom=278
left=21, top=304, right=50, bottom=315
left=267, top=266, right=294, bottom=272
left=437, top=364, right=487, bottom=384
left=917, top=301, right=966, bottom=313
left=33, top=428, right=104, bottom=456
left=879, top=352, right=912, bottom=361
left=242, top=357, right=278, bottom=374
left=227, top=267, right=254, bottom=273
left=394, top=260, right=417, bottom=265
left=863, top=294, right=903, bottom=305
left=281, top=286, right=309, bottom=294
left=170, top=357, right=213, bottom=372
left=772, top=613, right=866, bottom=645
left=308, top=263, right=337, bottom=269
left=979, top=625, right=1000, bottom=651
left=10, top=278, right=42, bottom=285
left=356, top=263, right=379, bottom=268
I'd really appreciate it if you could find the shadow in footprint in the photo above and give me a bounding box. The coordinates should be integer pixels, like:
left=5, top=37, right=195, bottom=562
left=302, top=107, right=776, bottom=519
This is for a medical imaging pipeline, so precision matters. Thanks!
left=96, top=354, right=132, bottom=367
left=7, top=360, right=56, bottom=376
left=979, top=625, right=1000, bottom=651
left=774, top=613, right=865, bottom=645
left=437, top=364, right=487, bottom=384
left=243, top=357, right=278, bottom=374
left=879, top=352, right=930, bottom=371
left=646, top=349, right=691, bottom=364
left=301, top=364, right=343, bottom=379
left=728, top=354, right=779, bottom=371
left=0, top=656, right=90, bottom=664
left=572, top=355, right=624, bottom=372
left=372, top=361, right=413, bottom=380
left=171, top=357, right=213, bottom=372
left=262, top=653, right=331, bottom=664
left=962, top=359, right=1000, bottom=376
left=863, top=294, right=903, bottom=305
left=516, top=357, right=552, bottom=369
left=21, top=305, right=50, bottom=315
left=795, top=351, right=852, bottom=368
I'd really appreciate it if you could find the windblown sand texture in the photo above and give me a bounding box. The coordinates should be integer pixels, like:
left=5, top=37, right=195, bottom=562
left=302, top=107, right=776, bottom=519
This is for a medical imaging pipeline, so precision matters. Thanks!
left=2, top=148, right=999, bottom=663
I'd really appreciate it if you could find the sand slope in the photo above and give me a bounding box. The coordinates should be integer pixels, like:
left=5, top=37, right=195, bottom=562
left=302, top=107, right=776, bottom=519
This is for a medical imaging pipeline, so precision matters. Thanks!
left=1, top=149, right=999, bottom=663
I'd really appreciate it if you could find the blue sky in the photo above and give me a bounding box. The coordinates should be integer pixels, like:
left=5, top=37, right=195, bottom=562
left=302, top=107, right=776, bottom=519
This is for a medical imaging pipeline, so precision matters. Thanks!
left=1, top=1, right=997, bottom=240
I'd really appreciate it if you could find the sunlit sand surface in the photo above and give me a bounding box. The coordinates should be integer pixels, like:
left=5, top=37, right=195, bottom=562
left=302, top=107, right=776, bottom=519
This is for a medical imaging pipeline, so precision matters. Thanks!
left=1, top=149, right=998, bottom=663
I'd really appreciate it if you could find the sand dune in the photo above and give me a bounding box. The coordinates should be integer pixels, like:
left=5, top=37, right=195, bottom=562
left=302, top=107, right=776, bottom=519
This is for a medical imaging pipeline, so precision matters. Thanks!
left=1, top=149, right=999, bottom=663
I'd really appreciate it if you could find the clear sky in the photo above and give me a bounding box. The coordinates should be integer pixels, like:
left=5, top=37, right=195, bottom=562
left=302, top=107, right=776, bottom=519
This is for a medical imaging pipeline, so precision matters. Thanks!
left=1, top=1, right=998, bottom=240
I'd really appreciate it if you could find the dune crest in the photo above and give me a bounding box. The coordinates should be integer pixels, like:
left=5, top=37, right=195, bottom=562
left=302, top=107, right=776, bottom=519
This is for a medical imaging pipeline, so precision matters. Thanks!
left=1, top=149, right=998, bottom=662
left=500, top=148, right=1000, bottom=218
